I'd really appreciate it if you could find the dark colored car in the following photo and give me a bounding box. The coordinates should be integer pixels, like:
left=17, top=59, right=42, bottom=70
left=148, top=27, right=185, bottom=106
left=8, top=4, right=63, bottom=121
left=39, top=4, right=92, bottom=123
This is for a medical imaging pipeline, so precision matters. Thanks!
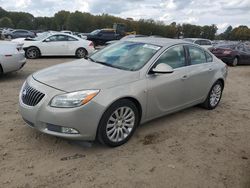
left=3, top=29, right=36, bottom=39
left=210, top=43, right=250, bottom=66
left=86, top=29, right=122, bottom=46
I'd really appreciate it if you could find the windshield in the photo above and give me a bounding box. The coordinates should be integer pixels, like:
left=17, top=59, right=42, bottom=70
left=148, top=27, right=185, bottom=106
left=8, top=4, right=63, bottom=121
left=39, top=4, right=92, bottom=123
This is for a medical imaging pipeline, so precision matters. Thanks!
left=90, top=29, right=101, bottom=35
left=90, top=41, right=161, bottom=71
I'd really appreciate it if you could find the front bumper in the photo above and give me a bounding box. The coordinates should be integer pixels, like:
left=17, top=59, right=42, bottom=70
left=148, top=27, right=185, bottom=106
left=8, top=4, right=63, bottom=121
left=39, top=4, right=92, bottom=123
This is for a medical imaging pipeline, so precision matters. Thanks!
left=19, top=76, right=105, bottom=141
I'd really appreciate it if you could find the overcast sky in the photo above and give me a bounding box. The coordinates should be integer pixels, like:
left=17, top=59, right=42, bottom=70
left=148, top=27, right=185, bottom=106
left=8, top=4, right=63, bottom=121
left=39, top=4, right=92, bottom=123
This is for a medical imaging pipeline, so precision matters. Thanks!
left=0, top=0, right=249, bottom=33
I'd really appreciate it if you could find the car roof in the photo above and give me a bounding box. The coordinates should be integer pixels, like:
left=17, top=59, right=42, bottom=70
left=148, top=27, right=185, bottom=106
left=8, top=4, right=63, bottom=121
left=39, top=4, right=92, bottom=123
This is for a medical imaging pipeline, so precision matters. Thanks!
left=124, top=37, right=191, bottom=47
left=184, top=38, right=211, bottom=41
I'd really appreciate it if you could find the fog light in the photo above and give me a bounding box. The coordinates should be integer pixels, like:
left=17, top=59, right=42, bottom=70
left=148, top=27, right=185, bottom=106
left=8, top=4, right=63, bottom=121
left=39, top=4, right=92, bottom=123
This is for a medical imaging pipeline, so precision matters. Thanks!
left=61, top=127, right=79, bottom=134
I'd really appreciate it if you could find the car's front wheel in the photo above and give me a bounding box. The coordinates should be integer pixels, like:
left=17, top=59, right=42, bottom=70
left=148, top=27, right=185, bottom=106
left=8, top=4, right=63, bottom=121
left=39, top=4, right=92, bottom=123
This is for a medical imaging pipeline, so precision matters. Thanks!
left=25, top=47, right=40, bottom=59
left=97, top=99, right=139, bottom=147
left=201, top=81, right=223, bottom=110
left=7, top=35, right=12, bottom=40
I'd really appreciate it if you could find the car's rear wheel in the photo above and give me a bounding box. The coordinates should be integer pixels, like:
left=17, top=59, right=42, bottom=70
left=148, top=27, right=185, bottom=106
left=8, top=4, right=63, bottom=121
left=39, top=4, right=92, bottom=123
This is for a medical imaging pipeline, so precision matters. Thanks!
left=76, top=48, right=87, bottom=58
left=97, top=99, right=139, bottom=147
left=0, top=64, right=3, bottom=75
left=25, top=47, right=40, bottom=59
left=201, top=81, right=223, bottom=110
left=232, top=57, right=238, bottom=66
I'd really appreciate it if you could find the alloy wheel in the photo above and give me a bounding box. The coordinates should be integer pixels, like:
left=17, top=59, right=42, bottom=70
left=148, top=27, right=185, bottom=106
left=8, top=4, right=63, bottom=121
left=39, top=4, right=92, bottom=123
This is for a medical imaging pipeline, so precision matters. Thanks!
left=27, top=49, right=38, bottom=59
left=209, top=84, right=222, bottom=107
left=76, top=48, right=86, bottom=58
left=106, top=107, right=135, bottom=143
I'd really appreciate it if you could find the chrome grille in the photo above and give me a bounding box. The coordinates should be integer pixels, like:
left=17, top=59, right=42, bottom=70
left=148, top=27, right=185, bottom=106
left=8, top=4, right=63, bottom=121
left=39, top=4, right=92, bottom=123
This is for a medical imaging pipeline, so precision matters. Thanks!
left=21, top=84, right=45, bottom=106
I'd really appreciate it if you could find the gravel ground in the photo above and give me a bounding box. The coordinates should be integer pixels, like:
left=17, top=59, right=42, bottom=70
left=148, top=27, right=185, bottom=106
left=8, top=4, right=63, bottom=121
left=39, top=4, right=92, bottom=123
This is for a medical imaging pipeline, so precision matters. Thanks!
left=0, top=58, right=250, bottom=188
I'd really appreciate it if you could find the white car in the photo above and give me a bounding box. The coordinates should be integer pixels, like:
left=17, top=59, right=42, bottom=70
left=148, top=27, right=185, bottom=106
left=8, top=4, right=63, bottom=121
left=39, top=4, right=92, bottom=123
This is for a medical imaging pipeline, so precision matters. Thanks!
left=60, top=30, right=73, bottom=35
left=0, top=41, right=26, bottom=74
left=183, top=38, right=213, bottom=49
left=12, top=32, right=95, bottom=59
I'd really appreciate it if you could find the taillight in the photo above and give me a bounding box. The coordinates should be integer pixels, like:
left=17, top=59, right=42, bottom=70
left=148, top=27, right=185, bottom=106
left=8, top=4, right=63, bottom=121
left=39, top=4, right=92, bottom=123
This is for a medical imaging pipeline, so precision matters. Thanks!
left=223, top=50, right=232, bottom=55
left=89, top=42, right=94, bottom=48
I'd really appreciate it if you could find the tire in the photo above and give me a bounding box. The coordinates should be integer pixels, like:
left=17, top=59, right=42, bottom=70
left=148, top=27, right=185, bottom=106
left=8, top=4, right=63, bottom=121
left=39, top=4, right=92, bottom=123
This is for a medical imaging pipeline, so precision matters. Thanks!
left=0, top=64, right=3, bottom=75
left=7, top=35, right=12, bottom=40
left=97, top=99, right=139, bottom=147
left=75, top=48, right=87, bottom=58
left=231, top=57, right=238, bottom=67
left=25, top=47, right=40, bottom=59
left=201, top=81, right=223, bottom=110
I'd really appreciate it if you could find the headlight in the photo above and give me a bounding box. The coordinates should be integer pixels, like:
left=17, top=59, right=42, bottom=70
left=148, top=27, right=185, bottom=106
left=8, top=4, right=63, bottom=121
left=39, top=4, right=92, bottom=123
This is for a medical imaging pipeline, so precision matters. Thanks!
left=50, top=90, right=99, bottom=108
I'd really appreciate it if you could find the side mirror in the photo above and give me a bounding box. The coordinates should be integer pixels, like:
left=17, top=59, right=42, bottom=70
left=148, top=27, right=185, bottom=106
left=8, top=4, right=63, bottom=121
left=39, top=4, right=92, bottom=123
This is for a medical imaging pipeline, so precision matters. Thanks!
left=151, top=63, right=174, bottom=74
left=44, top=38, right=50, bottom=42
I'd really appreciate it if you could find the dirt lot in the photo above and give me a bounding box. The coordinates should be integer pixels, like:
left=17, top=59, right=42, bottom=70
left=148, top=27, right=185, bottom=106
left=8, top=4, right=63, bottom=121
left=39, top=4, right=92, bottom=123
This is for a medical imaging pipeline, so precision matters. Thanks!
left=0, top=58, right=250, bottom=188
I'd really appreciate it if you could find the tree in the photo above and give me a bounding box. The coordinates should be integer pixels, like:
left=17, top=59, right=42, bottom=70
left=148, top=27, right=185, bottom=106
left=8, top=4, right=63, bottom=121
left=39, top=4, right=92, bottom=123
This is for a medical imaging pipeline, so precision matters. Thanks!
left=0, top=17, right=14, bottom=28
left=54, top=10, right=70, bottom=30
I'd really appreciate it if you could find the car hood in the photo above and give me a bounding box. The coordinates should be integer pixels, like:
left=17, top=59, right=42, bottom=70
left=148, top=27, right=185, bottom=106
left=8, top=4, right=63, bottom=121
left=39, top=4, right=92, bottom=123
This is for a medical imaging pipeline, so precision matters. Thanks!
left=32, top=59, right=140, bottom=92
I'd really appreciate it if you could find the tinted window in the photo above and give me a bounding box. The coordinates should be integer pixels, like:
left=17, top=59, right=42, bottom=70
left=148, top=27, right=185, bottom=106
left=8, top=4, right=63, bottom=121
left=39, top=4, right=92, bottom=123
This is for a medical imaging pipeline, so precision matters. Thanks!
left=200, top=40, right=211, bottom=45
left=155, top=45, right=186, bottom=69
left=47, top=35, right=68, bottom=41
left=67, top=36, right=77, bottom=41
left=102, top=30, right=115, bottom=35
left=194, top=40, right=201, bottom=45
left=205, top=51, right=213, bottom=62
left=188, top=46, right=206, bottom=65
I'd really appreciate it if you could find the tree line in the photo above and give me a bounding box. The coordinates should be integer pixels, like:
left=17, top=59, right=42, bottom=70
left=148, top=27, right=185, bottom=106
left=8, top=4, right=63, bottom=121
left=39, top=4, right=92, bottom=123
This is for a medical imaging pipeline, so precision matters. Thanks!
left=0, top=7, right=249, bottom=40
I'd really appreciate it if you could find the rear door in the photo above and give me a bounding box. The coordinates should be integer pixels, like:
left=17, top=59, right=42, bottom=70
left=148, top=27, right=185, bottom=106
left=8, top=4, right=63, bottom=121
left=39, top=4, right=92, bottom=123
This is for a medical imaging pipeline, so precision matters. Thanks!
left=184, top=45, right=216, bottom=103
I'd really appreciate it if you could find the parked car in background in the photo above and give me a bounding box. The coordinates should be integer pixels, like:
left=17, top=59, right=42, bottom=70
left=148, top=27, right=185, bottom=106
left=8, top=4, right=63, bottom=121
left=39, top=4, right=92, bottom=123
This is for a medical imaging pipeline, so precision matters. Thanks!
left=12, top=32, right=95, bottom=59
left=105, top=34, right=147, bottom=45
left=183, top=38, right=213, bottom=49
left=19, top=38, right=227, bottom=147
left=85, top=29, right=122, bottom=46
left=210, top=43, right=250, bottom=66
left=2, top=29, right=36, bottom=40
left=1, top=28, right=14, bottom=39
left=61, top=30, right=73, bottom=35
left=0, top=41, right=26, bottom=74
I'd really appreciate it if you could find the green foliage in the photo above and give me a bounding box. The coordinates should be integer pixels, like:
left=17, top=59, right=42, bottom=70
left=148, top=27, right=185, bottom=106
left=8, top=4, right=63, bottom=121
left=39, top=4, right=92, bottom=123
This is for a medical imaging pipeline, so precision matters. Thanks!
left=0, top=7, right=249, bottom=40
left=0, top=16, right=14, bottom=28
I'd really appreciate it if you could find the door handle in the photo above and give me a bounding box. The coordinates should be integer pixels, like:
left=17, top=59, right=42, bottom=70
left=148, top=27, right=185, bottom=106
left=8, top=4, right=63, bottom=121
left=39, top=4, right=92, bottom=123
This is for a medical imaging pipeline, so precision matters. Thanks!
left=181, top=75, right=188, bottom=80
left=208, top=68, right=213, bottom=71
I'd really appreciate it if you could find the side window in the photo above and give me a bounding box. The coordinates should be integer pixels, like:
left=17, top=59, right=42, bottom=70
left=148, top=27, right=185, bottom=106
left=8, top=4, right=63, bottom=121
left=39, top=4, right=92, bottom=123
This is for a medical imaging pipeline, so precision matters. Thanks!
left=57, top=35, right=68, bottom=41
left=47, top=35, right=57, bottom=41
left=188, top=46, right=206, bottom=65
left=205, top=51, right=213, bottom=62
left=67, top=36, right=77, bottom=41
left=194, top=40, right=201, bottom=45
left=155, top=45, right=186, bottom=69
left=200, top=40, right=211, bottom=45
left=47, top=35, right=68, bottom=42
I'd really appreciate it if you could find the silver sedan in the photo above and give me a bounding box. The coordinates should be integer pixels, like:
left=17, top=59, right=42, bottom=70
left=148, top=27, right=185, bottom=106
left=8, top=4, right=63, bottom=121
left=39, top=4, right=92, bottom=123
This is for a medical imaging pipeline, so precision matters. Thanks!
left=0, top=41, right=26, bottom=74
left=19, top=38, right=227, bottom=147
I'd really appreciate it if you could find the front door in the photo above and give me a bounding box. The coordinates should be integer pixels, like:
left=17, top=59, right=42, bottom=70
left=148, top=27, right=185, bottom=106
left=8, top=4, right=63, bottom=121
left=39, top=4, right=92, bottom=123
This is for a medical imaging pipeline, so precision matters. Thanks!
left=146, top=45, right=189, bottom=119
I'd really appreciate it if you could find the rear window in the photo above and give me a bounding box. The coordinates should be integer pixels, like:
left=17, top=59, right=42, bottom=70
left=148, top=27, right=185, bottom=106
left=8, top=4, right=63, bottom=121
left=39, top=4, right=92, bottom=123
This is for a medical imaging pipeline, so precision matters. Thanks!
left=205, top=51, right=213, bottom=62
left=188, top=46, right=206, bottom=65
